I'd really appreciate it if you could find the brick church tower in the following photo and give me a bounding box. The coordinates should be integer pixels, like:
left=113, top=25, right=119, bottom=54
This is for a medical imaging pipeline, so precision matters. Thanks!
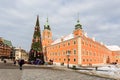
left=29, top=15, right=44, bottom=64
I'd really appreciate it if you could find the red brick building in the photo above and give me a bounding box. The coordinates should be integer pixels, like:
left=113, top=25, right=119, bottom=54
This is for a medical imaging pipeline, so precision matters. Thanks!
left=41, top=18, right=120, bottom=66
left=0, top=37, right=13, bottom=59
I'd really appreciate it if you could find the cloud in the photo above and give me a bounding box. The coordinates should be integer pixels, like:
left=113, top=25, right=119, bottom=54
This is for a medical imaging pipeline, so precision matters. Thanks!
left=0, top=0, right=120, bottom=51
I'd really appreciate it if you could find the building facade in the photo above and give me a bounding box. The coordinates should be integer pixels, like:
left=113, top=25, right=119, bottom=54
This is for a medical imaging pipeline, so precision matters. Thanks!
left=41, top=17, right=120, bottom=66
left=0, top=37, right=13, bottom=59
left=15, top=47, right=28, bottom=61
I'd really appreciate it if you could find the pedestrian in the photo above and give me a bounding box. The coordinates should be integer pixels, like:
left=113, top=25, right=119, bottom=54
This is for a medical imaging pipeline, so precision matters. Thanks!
left=95, top=66, right=98, bottom=70
left=13, top=60, right=16, bottom=65
left=3, top=59, right=6, bottom=63
left=18, top=59, right=25, bottom=70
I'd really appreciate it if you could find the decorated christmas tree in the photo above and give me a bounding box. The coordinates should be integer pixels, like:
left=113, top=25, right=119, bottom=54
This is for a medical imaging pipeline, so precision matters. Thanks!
left=29, top=15, right=44, bottom=64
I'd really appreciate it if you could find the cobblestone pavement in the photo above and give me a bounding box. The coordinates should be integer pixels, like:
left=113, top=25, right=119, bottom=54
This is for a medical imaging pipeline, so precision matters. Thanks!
left=0, top=69, right=114, bottom=80
left=0, top=69, right=22, bottom=80
left=21, top=69, right=114, bottom=80
left=0, top=62, right=114, bottom=80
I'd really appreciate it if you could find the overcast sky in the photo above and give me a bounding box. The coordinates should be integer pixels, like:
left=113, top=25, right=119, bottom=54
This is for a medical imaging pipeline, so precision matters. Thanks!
left=0, top=0, right=120, bottom=51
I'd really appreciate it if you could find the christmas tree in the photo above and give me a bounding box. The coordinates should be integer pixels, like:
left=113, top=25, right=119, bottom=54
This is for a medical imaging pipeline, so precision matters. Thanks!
left=29, top=15, right=44, bottom=64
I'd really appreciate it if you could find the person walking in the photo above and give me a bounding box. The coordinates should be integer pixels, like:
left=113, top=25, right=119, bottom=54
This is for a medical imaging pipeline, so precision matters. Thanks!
left=18, top=59, right=24, bottom=70
left=13, top=60, right=16, bottom=65
left=3, top=59, right=7, bottom=63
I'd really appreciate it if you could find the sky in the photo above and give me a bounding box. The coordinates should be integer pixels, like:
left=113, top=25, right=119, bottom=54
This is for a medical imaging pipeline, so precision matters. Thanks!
left=0, top=0, right=120, bottom=51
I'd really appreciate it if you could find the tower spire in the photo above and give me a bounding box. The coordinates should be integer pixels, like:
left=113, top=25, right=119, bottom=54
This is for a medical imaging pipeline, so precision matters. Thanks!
left=75, top=13, right=82, bottom=30
left=44, top=16, right=51, bottom=30
left=77, top=12, right=80, bottom=22
left=36, top=15, right=39, bottom=26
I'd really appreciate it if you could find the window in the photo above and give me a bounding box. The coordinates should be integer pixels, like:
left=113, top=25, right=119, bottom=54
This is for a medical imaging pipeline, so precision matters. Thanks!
left=74, top=58, right=76, bottom=62
left=63, top=51, right=65, bottom=55
left=89, top=52, right=92, bottom=55
left=57, top=53, right=59, bottom=56
left=68, top=42, right=70, bottom=46
left=82, top=41, right=84, bottom=45
left=87, top=59, right=89, bottom=62
left=64, top=59, right=66, bottom=61
left=83, top=59, right=85, bottom=62
left=74, top=41, right=76, bottom=44
left=94, top=53, right=95, bottom=56
left=90, top=59, right=92, bottom=62
left=66, top=51, right=68, bottom=54
left=94, top=59, right=96, bottom=62
left=90, top=44, right=91, bottom=47
left=74, top=50, right=76, bottom=54
left=86, top=51, right=88, bottom=55
left=86, top=41, right=88, bottom=45
left=59, top=58, right=61, bottom=61
left=68, top=59, right=70, bottom=61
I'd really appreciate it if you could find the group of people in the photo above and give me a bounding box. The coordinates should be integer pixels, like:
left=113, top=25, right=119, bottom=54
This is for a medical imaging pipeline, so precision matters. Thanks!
left=30, top=59, right=44, bottom=65
left=13, top=58, right=45, bottom=70
left=2, top=59, right=25, bottom=70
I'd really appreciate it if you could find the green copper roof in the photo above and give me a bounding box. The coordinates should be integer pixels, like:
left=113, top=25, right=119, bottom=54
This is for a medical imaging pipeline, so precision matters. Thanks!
left=44, top=17, right=51, bottom=30
left=3, top=39, right=12, bottom=47
left=75, top=19, right=82, bottom=30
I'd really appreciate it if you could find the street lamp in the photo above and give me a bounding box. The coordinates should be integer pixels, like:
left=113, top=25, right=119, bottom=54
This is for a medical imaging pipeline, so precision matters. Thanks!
left=67, top=50, right=70, bottom=68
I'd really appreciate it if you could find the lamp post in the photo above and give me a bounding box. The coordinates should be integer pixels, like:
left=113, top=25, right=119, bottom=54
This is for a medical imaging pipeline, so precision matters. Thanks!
left=67, top=50, right=70, bottom=68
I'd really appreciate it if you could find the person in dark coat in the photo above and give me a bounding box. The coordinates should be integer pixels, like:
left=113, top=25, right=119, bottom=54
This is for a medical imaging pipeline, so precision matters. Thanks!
left=3, top=60, right=7, bottom=63
left=19, top=59, right=24, bottom=70
left=13, top=60, right=16, bottom=65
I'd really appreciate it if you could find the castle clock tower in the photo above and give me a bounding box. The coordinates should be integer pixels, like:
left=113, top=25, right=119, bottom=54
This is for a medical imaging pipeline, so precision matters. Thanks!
left=42, top=17, right=52, bottom=61
left=42, top=17, right=52, bottom=47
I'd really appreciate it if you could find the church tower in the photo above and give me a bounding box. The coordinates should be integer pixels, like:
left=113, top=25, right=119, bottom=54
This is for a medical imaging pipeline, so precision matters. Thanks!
left=29, top=15, right=44, bottom=63
left=73, top=18, right=83, bottom=37
left=42, top=17, right=52, bottom=47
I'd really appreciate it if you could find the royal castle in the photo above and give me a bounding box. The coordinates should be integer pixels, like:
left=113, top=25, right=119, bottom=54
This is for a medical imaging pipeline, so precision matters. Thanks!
left=31, top=16, right=120, bottom=66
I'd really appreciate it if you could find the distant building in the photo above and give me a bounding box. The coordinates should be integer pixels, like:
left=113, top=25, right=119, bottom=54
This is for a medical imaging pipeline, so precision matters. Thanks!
left=41, top=17, right=120, bottom=66
left=107, top=45, right=120, bottom=63
left=15, top=47, right=28, bottom=61
left=0, top=37, right=13, bottom=59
